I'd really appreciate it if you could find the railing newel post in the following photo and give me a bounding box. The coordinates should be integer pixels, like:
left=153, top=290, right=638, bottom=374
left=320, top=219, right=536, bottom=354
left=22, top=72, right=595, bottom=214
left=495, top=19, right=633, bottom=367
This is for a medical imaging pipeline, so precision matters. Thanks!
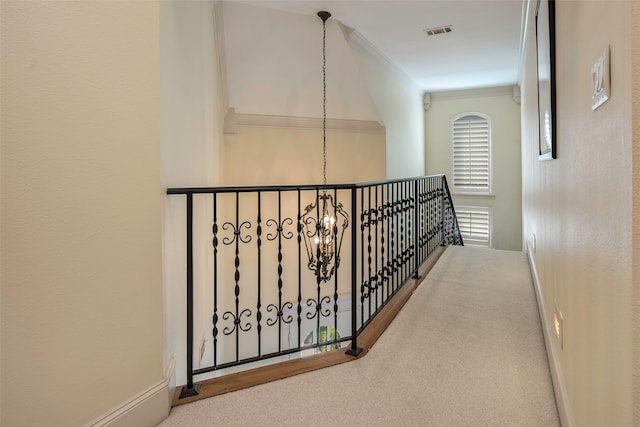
left=179, top=192, right=201, bottom=399
left=346, top=186, right=363, bottom=357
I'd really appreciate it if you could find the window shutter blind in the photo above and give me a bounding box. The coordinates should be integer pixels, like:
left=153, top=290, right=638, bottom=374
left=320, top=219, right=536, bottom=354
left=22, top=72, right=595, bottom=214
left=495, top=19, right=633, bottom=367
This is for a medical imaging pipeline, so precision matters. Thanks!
left=455, top=206, right=491, bottom=247
left=452, top=115, right=490, bottom=192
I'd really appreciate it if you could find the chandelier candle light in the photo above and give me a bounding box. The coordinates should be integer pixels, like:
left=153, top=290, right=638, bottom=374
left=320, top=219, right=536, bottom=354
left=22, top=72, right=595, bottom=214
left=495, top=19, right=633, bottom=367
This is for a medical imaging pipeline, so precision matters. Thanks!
left=301, top=11, right=349, bottom=283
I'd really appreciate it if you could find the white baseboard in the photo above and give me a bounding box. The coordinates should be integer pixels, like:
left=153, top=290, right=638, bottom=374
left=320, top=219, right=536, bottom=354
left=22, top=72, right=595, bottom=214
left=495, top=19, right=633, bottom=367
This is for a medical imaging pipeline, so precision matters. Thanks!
left=526, top=243, right=575, bottom=427
left=164, top=355, right=176, bottom=412
left=87, top=374, right=172, bottom=427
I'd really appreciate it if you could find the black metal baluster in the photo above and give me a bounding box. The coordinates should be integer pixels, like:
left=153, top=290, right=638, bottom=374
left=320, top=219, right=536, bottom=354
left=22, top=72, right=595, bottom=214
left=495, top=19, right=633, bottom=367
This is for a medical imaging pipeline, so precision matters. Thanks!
left=415, top=180, right=420, bottom=268
left=277, top=191, right=283, bottom=352
left=407, top=180, right=413, bottom=280
left=433, top=178, right=438, bottom=252
left=436, top=179, right=440, bottom=248
left=441, top=177, right=446, bottom=245
left=390, top=183, right=396, bottom=293
left=416, top=181, right=419, bottom=259
left=427, top=179, right=431, bottom=254
left=380, top=185, right=386, bottom=303
left=405, top=181, right=410, bottom=280
left=426, top=179, right=430, bottom=255
left=234, top=193, right=241, bottom=361
left=212, top=193, right=219, bottom=370
left=256, top=192, right=262, bottom=357
left=400, top=182, right=405, bottom=284
left=366, top=186, right=373, bottom=317
left=416, top=179, right=422, bottom=266
left=333, top=188, right=339, bottom=348
left=220, top=193, right=253, bottom=362
left=267, top=194, right=294, bottom=349
left=408, top=181, right=414, bottom=278
left=374, top=185, right=380, bottom=310
left=360, top=187, right=365, bottom=328
left=412, top=181, right=417, bottom=272
left=398, top=181, right=403, bottom=289
left=425, top=179, right=430, bottom=256
left=386, top=183, right=391, bottom=299
left=315, top=189, right=321, bottom=342
left=425, top=179, right=429, bottom=255
left=435, top=178, right=440, bottom=249
left=433, top=178, right=438, bottom=246
left=297, top=190, right=302, bottom=349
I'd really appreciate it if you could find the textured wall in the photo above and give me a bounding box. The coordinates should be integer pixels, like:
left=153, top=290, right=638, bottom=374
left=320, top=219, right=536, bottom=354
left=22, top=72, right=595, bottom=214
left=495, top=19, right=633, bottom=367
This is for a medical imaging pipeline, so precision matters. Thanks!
left=1, top=1, right=164, bottom=425
left=224, top=124, right=386, bottom=186
left=222, top=2, right=382, bottom=123
left=425, top=87, right=522, bottom=251
left=221, top=1, right=422, bottom=180
left=346, top=31, right=426, bottom=179
left=521, top=0, right=632, bottom=425
left=633, top=2, right=640, bottom=424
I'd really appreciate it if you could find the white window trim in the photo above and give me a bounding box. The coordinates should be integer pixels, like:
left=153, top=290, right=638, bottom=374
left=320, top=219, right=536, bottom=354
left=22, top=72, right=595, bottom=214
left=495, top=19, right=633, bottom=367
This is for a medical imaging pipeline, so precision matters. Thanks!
left=450, top=112, right=492, bottom=195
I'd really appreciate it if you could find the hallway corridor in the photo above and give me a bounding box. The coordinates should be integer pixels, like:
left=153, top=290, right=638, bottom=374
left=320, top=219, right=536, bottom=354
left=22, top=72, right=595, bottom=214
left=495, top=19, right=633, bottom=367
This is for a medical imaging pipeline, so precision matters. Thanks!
left=160, top=246, right=559, bottom=426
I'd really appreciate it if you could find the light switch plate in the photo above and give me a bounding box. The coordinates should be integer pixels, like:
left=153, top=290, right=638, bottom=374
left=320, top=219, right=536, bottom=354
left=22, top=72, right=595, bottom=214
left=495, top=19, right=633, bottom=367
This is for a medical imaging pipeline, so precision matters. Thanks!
left=591, top=46, right=610, bottom=110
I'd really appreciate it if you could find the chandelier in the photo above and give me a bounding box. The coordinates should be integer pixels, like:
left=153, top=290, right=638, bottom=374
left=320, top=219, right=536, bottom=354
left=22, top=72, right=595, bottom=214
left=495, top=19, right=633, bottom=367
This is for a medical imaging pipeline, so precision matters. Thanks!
left=301, top=11, right=349, bottom=283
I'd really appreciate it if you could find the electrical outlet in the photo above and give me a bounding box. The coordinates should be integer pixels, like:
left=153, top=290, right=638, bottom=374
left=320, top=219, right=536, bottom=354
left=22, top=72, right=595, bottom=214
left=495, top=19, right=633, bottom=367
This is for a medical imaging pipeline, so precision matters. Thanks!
left=553, top=306, right=564, bottom=351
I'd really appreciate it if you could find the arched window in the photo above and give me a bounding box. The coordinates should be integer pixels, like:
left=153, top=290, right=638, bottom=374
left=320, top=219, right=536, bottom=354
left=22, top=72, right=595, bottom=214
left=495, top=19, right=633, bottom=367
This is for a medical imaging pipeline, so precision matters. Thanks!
left=451, top=113, right=491, bottom=194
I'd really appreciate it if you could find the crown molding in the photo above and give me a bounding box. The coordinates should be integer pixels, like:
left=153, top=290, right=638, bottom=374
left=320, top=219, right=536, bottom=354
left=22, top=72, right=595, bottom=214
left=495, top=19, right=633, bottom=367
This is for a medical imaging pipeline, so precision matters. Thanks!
left=430, top=85, right=514, bottom=100
left=517, top=0, right=536, bottom=87
left=341, top=23, right=420, bottom=92
left=233, top=113, right=385, bottom=134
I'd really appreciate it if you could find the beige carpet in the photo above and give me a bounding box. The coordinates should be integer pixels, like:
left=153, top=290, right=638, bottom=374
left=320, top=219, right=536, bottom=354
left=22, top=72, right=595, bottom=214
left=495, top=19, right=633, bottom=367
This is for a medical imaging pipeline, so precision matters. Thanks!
left=159, top=246, right=559, bottom=426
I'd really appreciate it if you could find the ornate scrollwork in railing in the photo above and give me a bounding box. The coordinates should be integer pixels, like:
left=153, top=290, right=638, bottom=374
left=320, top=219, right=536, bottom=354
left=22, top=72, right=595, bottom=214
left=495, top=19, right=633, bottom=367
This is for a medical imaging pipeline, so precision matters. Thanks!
left=168, top=175, right=463, bottom=399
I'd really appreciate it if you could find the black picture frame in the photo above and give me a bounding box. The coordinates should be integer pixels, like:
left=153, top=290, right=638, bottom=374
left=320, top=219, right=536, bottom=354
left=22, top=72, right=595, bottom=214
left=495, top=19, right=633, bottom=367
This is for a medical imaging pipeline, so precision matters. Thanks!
left=535, top=0, right=556, bottom=160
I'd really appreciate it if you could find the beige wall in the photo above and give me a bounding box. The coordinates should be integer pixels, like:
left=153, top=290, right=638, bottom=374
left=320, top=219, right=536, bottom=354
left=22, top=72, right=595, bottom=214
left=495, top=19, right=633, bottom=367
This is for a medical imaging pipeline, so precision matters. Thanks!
left=346, top=30, right=426, bottom=179
left=221, top=1, right=422, bottom=181
left=224, top=122, right=386, bottom=186
left=633, top=2, right=640, bottom=424
left=521, top=1, right=633, bottom=425
left=220, top=1, right=389, bottom=186
left=222, top=2, right=382, bottom=123
left=425, top=87, right=522, bottom=251
left=1, top=1, right=165, bottom=426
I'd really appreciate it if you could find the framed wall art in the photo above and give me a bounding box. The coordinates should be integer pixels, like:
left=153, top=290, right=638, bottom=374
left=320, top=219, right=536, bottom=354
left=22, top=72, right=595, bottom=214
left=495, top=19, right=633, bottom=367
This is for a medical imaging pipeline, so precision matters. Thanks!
left=535, top=0, right=556, bottom=160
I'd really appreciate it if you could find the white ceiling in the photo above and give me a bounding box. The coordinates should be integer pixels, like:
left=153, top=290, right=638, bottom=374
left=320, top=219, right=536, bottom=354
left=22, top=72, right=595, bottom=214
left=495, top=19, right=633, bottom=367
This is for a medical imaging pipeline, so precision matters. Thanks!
left=227, top=0, right=525, bottom=92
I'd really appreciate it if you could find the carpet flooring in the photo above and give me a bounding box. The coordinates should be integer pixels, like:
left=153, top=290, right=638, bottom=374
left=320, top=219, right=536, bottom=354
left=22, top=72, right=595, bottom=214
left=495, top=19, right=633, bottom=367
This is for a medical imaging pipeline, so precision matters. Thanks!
left=159, top=246, right=559, bottom=426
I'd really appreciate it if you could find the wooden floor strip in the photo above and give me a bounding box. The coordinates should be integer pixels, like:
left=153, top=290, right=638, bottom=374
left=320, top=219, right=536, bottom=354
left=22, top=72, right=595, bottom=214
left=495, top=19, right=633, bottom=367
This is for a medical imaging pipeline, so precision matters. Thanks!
left=172, top=246, right=447, bottom=407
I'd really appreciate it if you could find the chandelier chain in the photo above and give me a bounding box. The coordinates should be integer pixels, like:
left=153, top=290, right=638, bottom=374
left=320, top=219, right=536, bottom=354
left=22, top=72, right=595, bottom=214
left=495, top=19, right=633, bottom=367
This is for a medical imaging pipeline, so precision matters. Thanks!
left=322, top=16, right=327, bottom=187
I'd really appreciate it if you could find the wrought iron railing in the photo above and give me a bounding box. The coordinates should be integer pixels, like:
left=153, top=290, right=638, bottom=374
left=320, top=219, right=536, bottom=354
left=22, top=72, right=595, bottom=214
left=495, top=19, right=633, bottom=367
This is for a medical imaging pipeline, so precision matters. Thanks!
left=167, top=174, right=463, bottom=398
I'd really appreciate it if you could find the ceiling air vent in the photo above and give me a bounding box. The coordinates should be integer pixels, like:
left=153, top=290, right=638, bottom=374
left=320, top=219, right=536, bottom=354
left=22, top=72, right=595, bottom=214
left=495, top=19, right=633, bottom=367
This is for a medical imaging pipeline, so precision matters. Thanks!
left=424, top=25, right=453, bottom=36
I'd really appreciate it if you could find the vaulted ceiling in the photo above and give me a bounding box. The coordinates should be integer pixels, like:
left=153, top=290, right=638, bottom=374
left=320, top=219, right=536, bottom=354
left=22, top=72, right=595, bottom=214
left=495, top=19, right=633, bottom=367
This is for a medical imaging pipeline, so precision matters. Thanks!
left=228, top=0, right=525, bottom=92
